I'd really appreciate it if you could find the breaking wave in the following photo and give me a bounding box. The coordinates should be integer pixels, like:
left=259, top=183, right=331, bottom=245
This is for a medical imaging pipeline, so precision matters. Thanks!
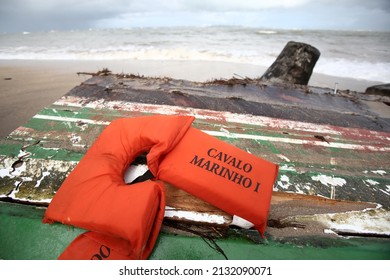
left=0, top=27, right=389, bottom=82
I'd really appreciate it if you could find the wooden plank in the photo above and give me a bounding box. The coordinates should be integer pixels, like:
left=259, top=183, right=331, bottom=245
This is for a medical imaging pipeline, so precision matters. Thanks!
left=1, top=75, right=389, bottom=239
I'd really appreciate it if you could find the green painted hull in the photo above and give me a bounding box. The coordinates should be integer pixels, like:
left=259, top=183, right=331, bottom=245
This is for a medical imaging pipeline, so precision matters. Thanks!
left=1, top=202, right=389, bottom=260
left=1, top=75, right=389, bottom=260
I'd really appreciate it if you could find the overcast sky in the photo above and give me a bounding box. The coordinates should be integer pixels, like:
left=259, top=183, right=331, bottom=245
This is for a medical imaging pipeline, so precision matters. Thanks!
left=1, top=0, right=389, bottom=33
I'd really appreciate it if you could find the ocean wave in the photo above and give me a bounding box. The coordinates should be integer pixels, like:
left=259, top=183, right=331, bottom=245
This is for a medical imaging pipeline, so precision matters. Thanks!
left=1, top=27, right=389, bottom=82
left=315, top=59, right=390, bottom=83
left=256, top=30, right=277, bottom=35
left=1, top=46, right=388, bottom=82
left=1, top=46, right=389, bottom=82
left=0, top=46, right=270, bottom=64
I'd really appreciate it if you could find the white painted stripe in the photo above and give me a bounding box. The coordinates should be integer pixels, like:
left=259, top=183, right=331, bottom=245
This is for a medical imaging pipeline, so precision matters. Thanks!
left=33, top=114, right=110, bottom=125
left=54, top=98, right=390, bottom=142
left=54, top=98, right=343, bottom=135
left=204, top=130, right=390, bottom=151
left=32, top=113, right=390, bottom=152
left=164, top=206, right=228, bottom=224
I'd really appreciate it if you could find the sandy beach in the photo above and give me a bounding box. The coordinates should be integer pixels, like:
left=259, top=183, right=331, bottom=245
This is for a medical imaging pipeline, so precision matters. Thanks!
left=0, top=59, right=383, bottom=138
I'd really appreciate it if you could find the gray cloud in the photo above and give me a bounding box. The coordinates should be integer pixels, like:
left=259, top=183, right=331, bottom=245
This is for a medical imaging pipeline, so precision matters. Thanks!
left=0, top=0, right=128, bottom=32
left=0, top=0, right=389, bottom=32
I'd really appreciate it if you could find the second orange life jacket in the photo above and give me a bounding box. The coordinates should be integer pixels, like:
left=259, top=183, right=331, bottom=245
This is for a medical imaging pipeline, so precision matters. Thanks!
left=43, top=115, right=194, bottom=259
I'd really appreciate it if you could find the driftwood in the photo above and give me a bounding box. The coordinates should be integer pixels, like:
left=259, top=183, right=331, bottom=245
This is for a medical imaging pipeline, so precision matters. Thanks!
left=365, top=83, right=390, bottom=97
left=261, top=41, right=320, bottom=85
left=77, top=68, right=112, bottom=76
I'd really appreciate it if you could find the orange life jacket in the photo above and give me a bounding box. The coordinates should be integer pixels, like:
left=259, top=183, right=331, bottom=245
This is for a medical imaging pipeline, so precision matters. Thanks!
left=157, top=127, right=279, bottom=236
left=43, top=115, right=278, bottom=259
left=42, top=115, right=194, bottom=259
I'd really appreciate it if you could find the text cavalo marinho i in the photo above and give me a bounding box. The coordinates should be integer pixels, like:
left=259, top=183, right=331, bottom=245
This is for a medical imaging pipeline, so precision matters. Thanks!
left=189, top=148, right=261, bottom=192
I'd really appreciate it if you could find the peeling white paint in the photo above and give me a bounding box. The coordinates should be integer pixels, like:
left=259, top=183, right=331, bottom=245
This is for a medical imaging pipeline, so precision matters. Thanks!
left=54, top=98, right=343, bottom=135
left=70, top=134, right=81, bottom=144
left=372, top=170, right=387, bottom=176
left=40, top=147, right=60, bottom=151
left=280, top=175, right=290, bottom=182
left=206, top=130, right=390, bottom=152
left=219, top=127, right=231, bottom=135
left=277, top=175, right=291, bottom=190
left=65, top=121, right=72, bottom=129
left=0, top=167, right=10, bottom=178
left=322, top=209, right=390, bottom=235
left=379, top=189, right=390, bottom=196
left=292, top=207, right=390, bottom=236
left=330, top=186, right=336, bottom=199
left=231, top=215, right=254, bottom=229
left=279, top=165, right=297, bottom=172
left=311, top=174, right=346, bottom=187
left=364, top=179, right=380, bottom=186
left=0, top=194, right=52, bottom=204
left=276, top=154, right=290, bottom=162
left=323, top=229, right=338, bottom=235
left=0, top=158, right=27, bottom=178
left=35, top=171, right=50, bottom=187
left=21, top=176, right=33, bottom=182
left=33, top=111, right=390, bottom=152
left=1, top=157, right=76, bottom=190
left=0, top=158, right=76, bottom=204
left=52, top=97, right=390, bottom=148
left=294, top=184, right=305, bottom=194
left=7, top=184, right=20, bottom=198
left=34, top=114, right=110, bottom=126
left=164, top=206, right=228, bottom=225
left=76, top=122, right=89, bottom=131
left=17, top=150, right=30, bottom=158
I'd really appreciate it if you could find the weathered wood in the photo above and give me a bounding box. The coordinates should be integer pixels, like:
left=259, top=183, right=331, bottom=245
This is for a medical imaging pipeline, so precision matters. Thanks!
left=1, top=74, right=389, bottom=240
left=260, top=41, right=320, bottom=85
left=61, top=75, right=390, bottom=131
left=365, top=83, right=390, bottom=97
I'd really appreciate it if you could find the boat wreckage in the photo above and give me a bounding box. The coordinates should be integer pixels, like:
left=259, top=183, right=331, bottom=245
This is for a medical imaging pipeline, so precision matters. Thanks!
left=1, top=42, right=389, bottom=259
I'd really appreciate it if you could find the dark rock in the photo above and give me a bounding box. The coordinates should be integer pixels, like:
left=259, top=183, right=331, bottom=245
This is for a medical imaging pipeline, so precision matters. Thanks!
left=260, top=41, right=320, bottom=85
left=365, top=83, right=390, bottom=96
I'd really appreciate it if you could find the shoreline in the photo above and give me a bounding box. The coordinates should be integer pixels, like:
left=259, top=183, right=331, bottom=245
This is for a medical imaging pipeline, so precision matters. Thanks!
left=0, top=59, right=384, bottom=138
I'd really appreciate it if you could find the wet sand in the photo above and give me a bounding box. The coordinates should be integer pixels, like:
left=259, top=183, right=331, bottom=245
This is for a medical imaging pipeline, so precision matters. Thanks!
left=0, top=59, right=383, bottom=138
